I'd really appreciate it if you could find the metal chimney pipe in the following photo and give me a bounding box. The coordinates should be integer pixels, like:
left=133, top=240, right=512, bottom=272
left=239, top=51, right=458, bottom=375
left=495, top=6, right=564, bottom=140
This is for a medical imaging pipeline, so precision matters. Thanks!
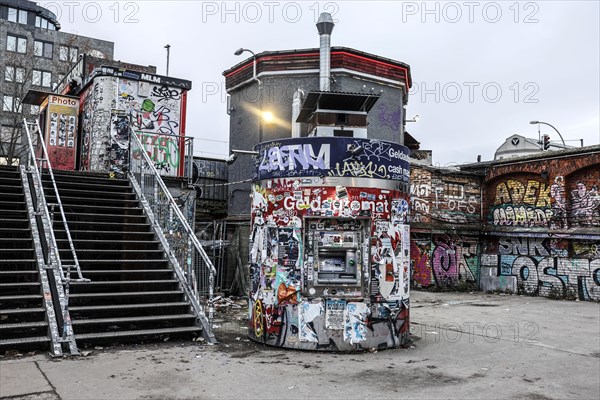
left=316, top=13, right=334, bottom=91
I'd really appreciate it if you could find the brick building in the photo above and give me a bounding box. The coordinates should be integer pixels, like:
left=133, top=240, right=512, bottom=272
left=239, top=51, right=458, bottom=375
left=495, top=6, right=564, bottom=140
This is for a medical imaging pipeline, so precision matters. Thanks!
left=408, top=145, right=600, bottom=301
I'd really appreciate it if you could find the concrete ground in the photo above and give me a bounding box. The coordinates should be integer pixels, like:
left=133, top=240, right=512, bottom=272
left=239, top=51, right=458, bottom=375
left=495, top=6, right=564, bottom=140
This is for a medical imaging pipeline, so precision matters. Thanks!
left=1, top=291, right=599, bottom=400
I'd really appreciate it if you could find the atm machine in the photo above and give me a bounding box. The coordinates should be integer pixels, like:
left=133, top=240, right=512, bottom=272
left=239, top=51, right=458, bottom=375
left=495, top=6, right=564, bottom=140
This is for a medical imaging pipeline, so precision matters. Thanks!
left=304, top=219, right=367, bottom=298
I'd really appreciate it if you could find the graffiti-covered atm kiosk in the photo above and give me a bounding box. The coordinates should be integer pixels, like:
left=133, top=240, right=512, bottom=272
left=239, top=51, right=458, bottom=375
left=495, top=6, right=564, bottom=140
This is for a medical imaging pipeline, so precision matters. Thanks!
left=249, top=133, right=411, bottom=350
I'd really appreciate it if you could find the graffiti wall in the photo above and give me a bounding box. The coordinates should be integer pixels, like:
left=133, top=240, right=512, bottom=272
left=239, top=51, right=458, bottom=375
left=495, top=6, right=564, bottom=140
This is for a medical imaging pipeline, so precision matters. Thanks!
left=410, top=234, right=480, bottom=288
left=79, top=71, right=189, bottom=176
left=487, top=169, right=599, bottom=229
left=249, top=180, right=410, bottom=350
left=79, top=76, right=116, bottom=172
left=497, top=236, right=600, bottom=300
left=409, top=166, right=481, bottom=224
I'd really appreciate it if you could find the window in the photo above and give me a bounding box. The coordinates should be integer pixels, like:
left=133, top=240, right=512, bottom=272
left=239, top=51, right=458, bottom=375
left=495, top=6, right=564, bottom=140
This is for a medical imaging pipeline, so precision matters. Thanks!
left=7, top=7, right=17, bottom=22
left=2, top=95, right=21, bottom=113
left=18, top=9, right=28, bottom=24
left=60, top=46, right=78, bottom=62
left=2, top=96, right=13, bottom=112
left=7, top=35, right=27, bottom=53
left=15, top=67, right=25, bottom=83
left=3, top=66, right=23, bottom=83
left=7, top=8, right=27, bottom=24
left=1, top=126, right=21, bottom=145
left=4, top=66, right=14, bottom=82
left=59, top=45, right=79, bottom=62
left=34, top=40, right=53, bottom=58
left=32, top=70, right=52, bottom=87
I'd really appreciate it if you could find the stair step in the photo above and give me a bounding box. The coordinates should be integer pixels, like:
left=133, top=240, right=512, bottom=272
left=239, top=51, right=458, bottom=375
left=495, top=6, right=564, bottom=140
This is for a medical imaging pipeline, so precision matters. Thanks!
left=0, top=336, right=50, bottom=346
left=0, top=294, right=41, bottom=301
left=0, top=308, right=45, bottom=315
left=0, top=201, right=27, bottom=211
left=61, top=204, right=145, bottom=214
left=47, top=195, right=140, bottom=205
left=54, top=221, right=151, bottom=228
left=69, top=302, right=190, bottom=312
left=0, top=271, right=38, bottom=275
left=70, top=269, right=172, bottom=275
left=0, top=321, right=47, bottom=330
left=70, top=280, right=178, bottom=286
left=72, top=314, right=195, bottom=326
left=69, top=290, right=183, bottom=299
left=43, top=181, right=132, bottom=193
left=77, top=260, right=169, bottom=265
left=0, top=282, right=40, bottom=288
left=61, top=212, right=147, bottom=221
left=46, top=188, right=136, bottom=199
left=75, top=326, right=201, bottom=340
left=61, top=249, right=164, bottom=256
left=0, top=228, right=32, bottom=238
left=48, top=171, right=130, bottom=185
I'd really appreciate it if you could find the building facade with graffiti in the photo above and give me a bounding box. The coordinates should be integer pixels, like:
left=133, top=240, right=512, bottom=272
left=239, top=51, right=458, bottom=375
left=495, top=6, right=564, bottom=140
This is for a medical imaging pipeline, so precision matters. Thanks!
left=249, top=136, right=412, bottom=350
left=224, top=47, right=412, bottom=217
left=408, top=145, right=600, bottom=301
left=77, top=66, right=192, bottom=177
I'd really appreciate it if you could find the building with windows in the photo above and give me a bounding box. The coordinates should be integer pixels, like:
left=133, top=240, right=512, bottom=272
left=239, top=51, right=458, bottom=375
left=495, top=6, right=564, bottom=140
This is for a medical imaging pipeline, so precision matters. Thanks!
left=0, top=0, right=114, bottom=164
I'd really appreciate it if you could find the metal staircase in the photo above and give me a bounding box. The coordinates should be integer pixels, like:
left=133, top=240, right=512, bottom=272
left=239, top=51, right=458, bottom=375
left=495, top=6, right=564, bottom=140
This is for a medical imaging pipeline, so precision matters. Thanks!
left=44, top=169, right=204, bottom=343
left=0, top=165, right=53, bottom=352
left=1, top=119, right=215, bottom=353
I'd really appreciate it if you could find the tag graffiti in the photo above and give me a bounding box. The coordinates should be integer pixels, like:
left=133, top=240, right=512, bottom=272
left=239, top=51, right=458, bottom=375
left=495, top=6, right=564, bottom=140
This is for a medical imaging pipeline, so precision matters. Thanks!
left=259, top=143, right=330, bottom=173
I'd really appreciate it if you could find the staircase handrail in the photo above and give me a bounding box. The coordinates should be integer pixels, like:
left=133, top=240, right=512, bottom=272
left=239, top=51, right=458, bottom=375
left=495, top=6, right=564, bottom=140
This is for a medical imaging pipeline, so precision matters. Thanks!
left=22, top=118, right=88, bottom=283
left=128, top=131, right=216, bottom=326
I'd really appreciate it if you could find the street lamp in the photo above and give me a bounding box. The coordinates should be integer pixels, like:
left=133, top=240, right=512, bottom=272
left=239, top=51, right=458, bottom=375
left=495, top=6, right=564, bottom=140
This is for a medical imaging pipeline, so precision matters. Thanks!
left=234, top=48, right=260, bottom=86
left=164, top=44, right=170, bottom=76
left=530, top=120, right=566, bottom=147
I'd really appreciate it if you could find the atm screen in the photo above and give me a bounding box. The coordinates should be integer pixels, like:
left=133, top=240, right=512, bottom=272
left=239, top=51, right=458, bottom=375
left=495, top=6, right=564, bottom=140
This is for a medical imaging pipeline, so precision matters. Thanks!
left=320, top=257, right=345, bottom=272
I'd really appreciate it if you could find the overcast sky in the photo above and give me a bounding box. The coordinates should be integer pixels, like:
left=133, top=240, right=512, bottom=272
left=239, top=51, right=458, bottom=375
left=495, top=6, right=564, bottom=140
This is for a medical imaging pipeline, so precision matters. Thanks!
left=51, top=0, right=600, bottom=166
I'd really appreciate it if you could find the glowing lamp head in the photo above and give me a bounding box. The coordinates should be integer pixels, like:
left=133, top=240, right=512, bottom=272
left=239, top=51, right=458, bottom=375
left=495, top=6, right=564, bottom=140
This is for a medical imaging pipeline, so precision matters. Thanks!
left=262, top=111, right=274, bottom=123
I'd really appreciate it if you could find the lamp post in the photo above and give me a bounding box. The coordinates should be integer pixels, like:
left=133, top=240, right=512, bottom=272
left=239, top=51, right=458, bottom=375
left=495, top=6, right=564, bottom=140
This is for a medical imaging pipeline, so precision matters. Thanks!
left=234, top=48, right=260, bottom=86
left=164, top=44, right=171, bottom=76
left=234, top=48, right=264, bottom=142
left=530, top=120, right=566, bottom=147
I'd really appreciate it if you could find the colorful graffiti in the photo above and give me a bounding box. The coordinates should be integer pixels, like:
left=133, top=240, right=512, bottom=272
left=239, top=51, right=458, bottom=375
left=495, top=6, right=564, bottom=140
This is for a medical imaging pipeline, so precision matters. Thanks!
left=490, top=173, right=600, bottom=229
left=248, top=176, right=411, bottom=349
left=498, top=237, right=600, bottom=300
left=255, top=137, right=410, bottom=183
left=570, top=181, right=600, bottom=227
left=492, top=179, right=552, bottom=227
left=410, top=234, right=479, bottom=288
left=80, top=76, right=186, bottom=175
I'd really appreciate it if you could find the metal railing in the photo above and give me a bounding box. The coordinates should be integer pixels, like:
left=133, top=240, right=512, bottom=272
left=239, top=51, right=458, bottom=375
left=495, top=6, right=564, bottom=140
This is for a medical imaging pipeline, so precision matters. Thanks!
left=23, top=118, right=87, bottom=354
left=130, top=130, right=194, bottom=181
left=128, top=130, right=216, bottom=339
left=23, top=119, right=88, bottom=284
